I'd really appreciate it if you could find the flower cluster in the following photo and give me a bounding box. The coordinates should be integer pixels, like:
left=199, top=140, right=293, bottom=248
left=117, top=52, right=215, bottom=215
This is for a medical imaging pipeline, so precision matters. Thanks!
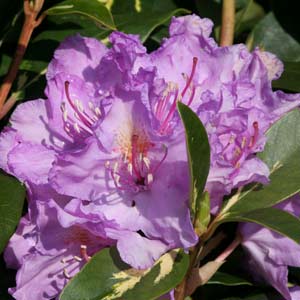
left=0, top=14, right=300, bottom=300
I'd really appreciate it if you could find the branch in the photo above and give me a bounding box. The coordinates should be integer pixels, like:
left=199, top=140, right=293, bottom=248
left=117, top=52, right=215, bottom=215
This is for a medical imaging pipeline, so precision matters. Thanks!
left=174, top=243, right=202, bottom=300
left=0, top=0, right=45, bottom=118
left=220, top=0, right=235, bottom=46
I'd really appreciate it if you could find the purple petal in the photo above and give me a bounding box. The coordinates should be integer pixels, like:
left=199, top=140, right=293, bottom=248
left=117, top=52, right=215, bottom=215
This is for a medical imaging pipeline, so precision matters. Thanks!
left=0, top=129, right=19, bottom=173
left=47, top=34, right=108, bottom=82
left=135, top=161, right=198, bottom=249
left=7, top=142, right=56, bottom=185
left=10, top=99, right=57, bottom=147
left=4, top=215, right=36, bottom=269
left=290, top=287, right=300, bottom=300
left=49, top=138, right=110, bottom=200
left=231, top=157, right=270, bottom=188
left=106, top=229, right=169, bottom=269
left=9, top=251, right=69, bottom=300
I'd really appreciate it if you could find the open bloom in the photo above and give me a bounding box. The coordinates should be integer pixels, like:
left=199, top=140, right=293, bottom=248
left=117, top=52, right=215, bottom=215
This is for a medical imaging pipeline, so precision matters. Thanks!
left=5, top=185, right=113, bottom=300
left=50, top=97, right=197, bottom=268
left=239, top=195, right=300, bottom=300
left=136, top=15, right=300, bottom=211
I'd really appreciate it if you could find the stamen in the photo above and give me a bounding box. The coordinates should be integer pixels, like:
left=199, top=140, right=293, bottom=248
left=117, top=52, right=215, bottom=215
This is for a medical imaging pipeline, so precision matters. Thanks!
left=74, top=256, right=83, bottom=262
left=63, top=109, right=68, bottom=122
left=143, top=157, right=151, bottom=170
left=241, top=137, right=247, bottom=149
left=147, top=173, right=153, bottom=185
left=80, top=245, right=91, bottom=262
left=114, top=174, right=121, bottom=185
left=127, top=163, right=133, bottom=175
left=152, top=145, right=168, bottom=174
left=95, top=107, right=101, bottom=116
left=113, top=162, right=119, bottom=173
left=159, top=89, right=179, bottom=133
left=249, top=121, right=259, bottom=149
left=131, top=135, right=143, bottom=180
left=63, top=268, right=72, bottom=279
left=155, top=92, right=172, bottom=120
left=64, top=125, right=70, bottom=133
left=64, top=81, right=93, bottom=128
left=75, top=99, right=84, bottom=112
left=181, top=57, right=198, bottom=99
left=74, top=123, right=81, bottom=133
left=186, top=85, right=196, bottom=107
left=88, top=101, right=94, bottom=110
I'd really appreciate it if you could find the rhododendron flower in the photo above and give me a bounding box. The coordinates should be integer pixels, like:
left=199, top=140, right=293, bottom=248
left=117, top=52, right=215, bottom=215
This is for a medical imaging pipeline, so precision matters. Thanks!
left=4, top=186, right=113, bottom=300
left=1, top=13, right=300, bottom=300
left=239, top=195, right=300, bottom=300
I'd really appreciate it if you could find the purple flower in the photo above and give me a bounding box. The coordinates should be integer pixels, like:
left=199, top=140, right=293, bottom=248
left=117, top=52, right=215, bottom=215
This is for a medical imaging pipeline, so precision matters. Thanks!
left=5, top=185, right=113, bottom=300
left=50, top=97, right=197, bottom=268
left=239, top=195, right=300, bottom=300
left=136, top=15, right=300, bottom=212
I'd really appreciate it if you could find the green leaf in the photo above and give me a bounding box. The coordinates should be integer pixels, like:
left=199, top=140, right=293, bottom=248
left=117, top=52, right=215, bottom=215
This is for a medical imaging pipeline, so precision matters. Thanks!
left=225, top=207, right=300, bottom=243
left=0, top=54, right=11, bottom=77
left=223, top=109, right=300, bottom=214
left=34, top=14, right=111, bottom=43
left=272, top=62, right=300, bottom=92
left=149, top=25, right=169, bottom=44
left=249, top=12, right=300, bottom=62
left=259, top=109, right=300, bottom=167
left=60, top=248, right=189, bottom=300
left=20, top=59, right=48, bottom=73
left=45, top=0, right=116, bottom=30
left=226, top=152, right=300, bottom=214
left=177, top=102, right=211, bottom=217
left=112, top=0, right=189, bottom=42
left=208, top=271, right=252, bottom=286
left=0, top=173, right=25, bottom=253
left=234, top=0, right=265, bottom=36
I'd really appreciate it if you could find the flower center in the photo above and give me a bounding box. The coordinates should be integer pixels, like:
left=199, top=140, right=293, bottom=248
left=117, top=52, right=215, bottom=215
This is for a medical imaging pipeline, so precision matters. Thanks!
left=60, top=227, right=95, bottom=279
left=222, top=121, right=260, bottom=168
left=60, top=245, right=91, bottom=279
left=106, top=131, right=168, bottom=194
left=60, top=81, right=102, bottom=139
left=154, top=57, right=198, bottom=135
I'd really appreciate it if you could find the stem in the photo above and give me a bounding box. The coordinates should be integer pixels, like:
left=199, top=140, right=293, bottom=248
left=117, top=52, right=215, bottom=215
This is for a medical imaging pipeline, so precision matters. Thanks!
left=215, top=234, right=241, bottom=262
left=0, top=0, right=45, bottom=117
left=0, top=95, right=17, bottom=119
left=174, top=243, right=202, bottom=300
left=198, top=231, right=226, bottom=261
left=220, top=0, right=235, bottom=46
